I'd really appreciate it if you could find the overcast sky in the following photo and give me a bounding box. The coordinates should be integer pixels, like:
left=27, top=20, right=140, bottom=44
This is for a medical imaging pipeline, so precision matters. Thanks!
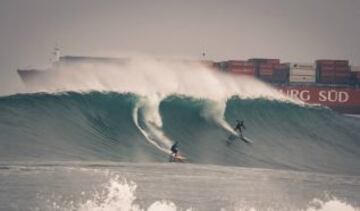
left=1, top=0, right=360, bottom=95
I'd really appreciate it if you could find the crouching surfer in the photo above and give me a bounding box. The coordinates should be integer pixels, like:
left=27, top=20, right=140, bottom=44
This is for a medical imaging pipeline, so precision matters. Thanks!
left=169, top=141, right=185, bottom=162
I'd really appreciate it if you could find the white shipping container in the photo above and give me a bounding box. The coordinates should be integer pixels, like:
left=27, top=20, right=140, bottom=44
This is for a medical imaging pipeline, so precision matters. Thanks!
left=289, top=75, right=316, bottom=83
left=351, top=66, right=360, bottom=72
left=290, top=68, right=316, bottom=76
left=289, top=63, right=315, bottom=69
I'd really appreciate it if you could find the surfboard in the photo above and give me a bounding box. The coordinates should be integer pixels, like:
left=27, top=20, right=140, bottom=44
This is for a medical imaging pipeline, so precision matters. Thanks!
left=174, top=155, right=186, bottom=162
left=240, top=136, right=252, bottom=144
left=227, top=134, right=253, bottom=144
left=169, top=153, right=186, bottom=162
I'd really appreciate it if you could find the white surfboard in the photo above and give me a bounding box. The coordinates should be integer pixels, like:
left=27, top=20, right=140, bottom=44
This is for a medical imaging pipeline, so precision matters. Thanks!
left=169, top=153, right=186, bottom=162
left=227, top=134, right=253, bottom=144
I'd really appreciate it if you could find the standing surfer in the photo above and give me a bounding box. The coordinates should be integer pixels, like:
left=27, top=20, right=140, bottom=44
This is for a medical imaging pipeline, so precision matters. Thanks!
left=169, top=141, right=179, bottom=162
left=234, top=120, right=246, bottom=138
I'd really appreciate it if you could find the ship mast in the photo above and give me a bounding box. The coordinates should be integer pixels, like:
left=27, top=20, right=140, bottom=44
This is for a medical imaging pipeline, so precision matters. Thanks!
left=51, top=47, right=60, bottom=63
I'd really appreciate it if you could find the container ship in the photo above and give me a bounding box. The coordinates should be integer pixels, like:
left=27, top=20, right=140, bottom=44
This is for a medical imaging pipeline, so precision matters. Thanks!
left=17, top=49, right=360, bottom=114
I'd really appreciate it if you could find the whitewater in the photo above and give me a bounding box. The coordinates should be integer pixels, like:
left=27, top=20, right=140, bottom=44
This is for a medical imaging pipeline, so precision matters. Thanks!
left=0, top=57, right=360, bottom=210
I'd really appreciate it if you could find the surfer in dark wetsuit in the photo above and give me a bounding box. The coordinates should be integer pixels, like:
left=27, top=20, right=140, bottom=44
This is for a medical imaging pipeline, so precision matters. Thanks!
left=234, top=120, right=246, bottom=138
left=170, top=141, right=179, bottom=162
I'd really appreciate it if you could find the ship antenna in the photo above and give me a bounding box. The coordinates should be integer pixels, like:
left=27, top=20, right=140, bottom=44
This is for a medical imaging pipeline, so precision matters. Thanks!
left=202, top=52, right=206, bottom=59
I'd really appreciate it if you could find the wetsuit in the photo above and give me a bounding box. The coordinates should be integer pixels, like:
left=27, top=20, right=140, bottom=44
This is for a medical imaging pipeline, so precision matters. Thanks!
left=171, top=142, right=179, bottom=154
left=235, top=121, right=245, bottom=137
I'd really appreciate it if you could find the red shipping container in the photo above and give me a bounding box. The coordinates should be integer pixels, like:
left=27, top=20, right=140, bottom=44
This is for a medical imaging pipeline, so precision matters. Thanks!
left=320, top=66, right=336, bottom=71
left=335, top=60, right=349, bottom=66
left=266, top=59, right=281, bottom=65
left=229, top=63, right=255, bottom=68
left=230, top=67, right=256, bottom=75
left=231, top=71, right=256, bottom=76
left=228, top=60, right=252, bottom=66
left=320, top=69, right=335, bottom=76
left=335, top=66, right=350, bottom=72
left=316, top=60, right=336, bottom=65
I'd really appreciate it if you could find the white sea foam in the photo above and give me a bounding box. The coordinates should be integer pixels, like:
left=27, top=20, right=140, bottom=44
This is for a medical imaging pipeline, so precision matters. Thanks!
left=232, top=198, right=359, bottom=211
left=43, top=175, right=193, bottom=211
left=24, top=57, right=292, bottom=103
left=43, top=175, right=359, bottom=211
left=304, top=198, right=358, bottom=211
left=132, top=96, right=172, bottom=154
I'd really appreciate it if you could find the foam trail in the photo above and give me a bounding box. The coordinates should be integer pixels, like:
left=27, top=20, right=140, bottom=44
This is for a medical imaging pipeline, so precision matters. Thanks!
left=132, top=97, right=172, bottom=154
left=140, top=96, right=173, bottom=147
left=201, top=100, right=238, bottom=135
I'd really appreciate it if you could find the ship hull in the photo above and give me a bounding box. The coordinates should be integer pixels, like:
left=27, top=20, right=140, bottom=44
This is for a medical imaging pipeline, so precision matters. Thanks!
left=275, top=85, right=360, bottom=114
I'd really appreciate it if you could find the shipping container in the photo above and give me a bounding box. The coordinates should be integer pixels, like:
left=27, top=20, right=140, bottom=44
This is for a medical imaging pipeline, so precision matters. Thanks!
left=290, top=69, right=316, bottom=76
left=316, top=60, right=336, bottom=66
left=318, top=77, right=336, bottom=84
left=248, top=58, right=280, bottom=64
left=274, top=64, right=288, bottom=69
left=230, top=71, right=256, bottom=76
left=320, top=70, right=335, bottom=77
left=289, top=63, right=315, bottom=69
left=333, top=78, right=351, bottom=84
left=259, top=68, right=274, bottom=75
left=355, top=72, right=360, bottom=84
left=320, top=66, right=336, bottom=71
left=335, top=66, right=350, bottom=72
left=335, top=72, right=351, bottom=77
left=230, top=67, right=256, bottom=75
left=318, top=77, right=350, bottom=84
left=351, top=66, right=360, bottom=72
left=335, top=60, right=349, bottom=66
left=316, top=60, right=349, bottom=67
left=259, top=63, right=274, bottom=69
left=259, top=75, right=287, bottom=83
left=273, top=69, right=289, bottom=76
left=227, top=60, right=254, bottom=67
left=289, top=75, right=316, bottom=83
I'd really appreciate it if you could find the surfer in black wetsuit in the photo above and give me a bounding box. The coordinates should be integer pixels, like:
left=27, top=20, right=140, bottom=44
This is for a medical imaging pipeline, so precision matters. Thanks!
left=170, top=141, right=179, bottom=162
left=234, top=120, right=246, bottom=138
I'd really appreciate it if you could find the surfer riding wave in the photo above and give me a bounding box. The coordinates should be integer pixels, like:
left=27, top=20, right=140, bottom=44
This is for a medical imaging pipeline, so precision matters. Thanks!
left=234, top=120, right=246, bottom=138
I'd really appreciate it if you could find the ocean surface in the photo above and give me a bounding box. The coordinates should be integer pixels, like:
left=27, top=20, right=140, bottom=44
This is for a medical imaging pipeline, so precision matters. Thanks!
left=1, top=60, right=360, bottom=210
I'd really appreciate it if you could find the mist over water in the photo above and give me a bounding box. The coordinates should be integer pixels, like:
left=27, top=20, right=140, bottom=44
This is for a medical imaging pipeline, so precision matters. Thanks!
left=17, top=57, right=291, bottom=100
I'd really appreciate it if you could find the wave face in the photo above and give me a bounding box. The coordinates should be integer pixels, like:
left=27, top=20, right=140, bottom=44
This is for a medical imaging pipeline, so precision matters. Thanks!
left=1, top=91, right=360, bottom=175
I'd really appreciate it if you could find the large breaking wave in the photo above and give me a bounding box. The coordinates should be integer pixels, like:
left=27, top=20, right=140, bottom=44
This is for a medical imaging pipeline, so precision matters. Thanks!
left=1, top=91, right=360, bottom=175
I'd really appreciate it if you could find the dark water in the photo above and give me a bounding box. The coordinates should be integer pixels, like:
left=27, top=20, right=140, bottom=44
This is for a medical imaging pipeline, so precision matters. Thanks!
left=0, top=91, right=359, bottom=210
